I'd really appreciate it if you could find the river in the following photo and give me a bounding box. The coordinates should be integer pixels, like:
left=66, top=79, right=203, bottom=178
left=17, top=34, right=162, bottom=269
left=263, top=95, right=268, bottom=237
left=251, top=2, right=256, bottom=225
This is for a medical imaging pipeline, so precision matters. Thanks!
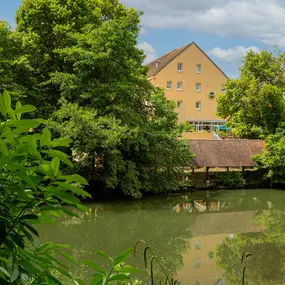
left=37, top=189, right=285, bottom=285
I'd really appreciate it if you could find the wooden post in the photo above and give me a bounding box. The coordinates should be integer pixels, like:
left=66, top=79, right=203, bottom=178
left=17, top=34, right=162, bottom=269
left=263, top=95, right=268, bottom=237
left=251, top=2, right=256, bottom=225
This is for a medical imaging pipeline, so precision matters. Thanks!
left=206, top=167, right=210, bottom=180
left=226, top=167, right=229, bottom=172
left=242, top=167, right=245, bottom=174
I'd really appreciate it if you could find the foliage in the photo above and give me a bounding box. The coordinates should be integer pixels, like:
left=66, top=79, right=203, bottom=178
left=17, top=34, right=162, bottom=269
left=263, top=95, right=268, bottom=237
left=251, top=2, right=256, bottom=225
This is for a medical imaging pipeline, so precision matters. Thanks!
left=254, top=123, right=285, bottom=184
left=217, top=172, right=243, bottom=188
left=216, top=210, right=285, bottom=285
left=0, top=91, right=139, bottom=284
left=0, top=21, right=31, bottom=100
left=217, top=50, right=285, bottom=138
left=8, top=0, right=193, bottom=197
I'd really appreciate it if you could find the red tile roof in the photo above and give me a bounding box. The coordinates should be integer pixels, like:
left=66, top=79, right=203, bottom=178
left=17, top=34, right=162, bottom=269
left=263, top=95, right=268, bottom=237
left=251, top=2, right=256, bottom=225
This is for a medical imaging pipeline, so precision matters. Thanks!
left=189, top=140, right=265, bottom=168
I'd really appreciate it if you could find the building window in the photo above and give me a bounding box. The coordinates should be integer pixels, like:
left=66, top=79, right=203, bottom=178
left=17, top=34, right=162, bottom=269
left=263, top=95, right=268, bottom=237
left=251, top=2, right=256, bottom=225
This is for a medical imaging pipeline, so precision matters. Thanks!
left=177, top=82, right=183, bottom=91
left=221, top=84, right=226, bottom=93
left=166, top=81, right=172, bottom=90
left=194, top=259, right=200, bottom=268
left=195, top=241, right=200, bottom=250
left=177, top=101, right=183, bottom=108
left=196, top=102, right=201, bottom=110
left=177, top=63, right=183, bottom=72
left=196, top=64, right=201, bottom=73
left=195, top=278, right=200, bottom=285
left=196, top=83, right=201, bottom=92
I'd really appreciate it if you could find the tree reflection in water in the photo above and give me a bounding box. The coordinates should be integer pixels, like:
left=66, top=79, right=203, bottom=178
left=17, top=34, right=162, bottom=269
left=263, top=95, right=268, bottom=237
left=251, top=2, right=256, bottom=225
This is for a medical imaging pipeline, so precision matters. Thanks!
left=216, top=210, right=285, bottom=285
left=37, top=197, right=194, bottom=281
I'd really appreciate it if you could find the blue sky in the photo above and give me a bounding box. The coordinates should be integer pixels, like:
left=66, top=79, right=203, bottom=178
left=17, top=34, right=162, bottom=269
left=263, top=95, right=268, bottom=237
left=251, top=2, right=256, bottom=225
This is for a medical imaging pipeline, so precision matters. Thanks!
left=2, top=0, right=284, bottom=78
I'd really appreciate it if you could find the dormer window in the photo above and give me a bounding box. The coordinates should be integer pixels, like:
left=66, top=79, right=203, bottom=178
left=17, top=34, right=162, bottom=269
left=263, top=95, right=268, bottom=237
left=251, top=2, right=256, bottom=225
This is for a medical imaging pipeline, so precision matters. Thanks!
left=156, top=61, right=161, bottom=67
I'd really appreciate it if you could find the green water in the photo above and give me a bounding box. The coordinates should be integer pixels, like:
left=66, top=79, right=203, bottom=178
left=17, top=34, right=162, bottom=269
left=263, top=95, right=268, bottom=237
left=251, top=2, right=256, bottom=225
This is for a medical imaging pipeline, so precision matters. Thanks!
left=38, top=189, right=285, bottom=285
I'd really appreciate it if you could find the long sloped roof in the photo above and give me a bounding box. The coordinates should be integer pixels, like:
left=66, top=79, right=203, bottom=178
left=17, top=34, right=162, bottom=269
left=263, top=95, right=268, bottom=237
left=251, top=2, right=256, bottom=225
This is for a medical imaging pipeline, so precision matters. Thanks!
left=189, top=140, right=265, bottom=168
left=146, top=42, right=228, bottom=79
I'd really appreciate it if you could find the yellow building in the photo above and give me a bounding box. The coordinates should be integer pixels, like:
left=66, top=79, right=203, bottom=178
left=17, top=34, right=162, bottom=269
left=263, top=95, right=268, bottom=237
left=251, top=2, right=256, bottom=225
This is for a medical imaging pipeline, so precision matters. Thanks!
left=147, top=42, right=228, bottom=131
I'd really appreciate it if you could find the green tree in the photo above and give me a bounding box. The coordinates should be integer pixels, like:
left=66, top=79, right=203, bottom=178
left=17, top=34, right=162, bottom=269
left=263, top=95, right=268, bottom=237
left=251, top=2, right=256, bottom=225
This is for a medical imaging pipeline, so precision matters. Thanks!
left=0, top=21, right=31, bottom=100
left=254, top=123, right=285, bottom=184
left=217, top=50, right=285, bottom=138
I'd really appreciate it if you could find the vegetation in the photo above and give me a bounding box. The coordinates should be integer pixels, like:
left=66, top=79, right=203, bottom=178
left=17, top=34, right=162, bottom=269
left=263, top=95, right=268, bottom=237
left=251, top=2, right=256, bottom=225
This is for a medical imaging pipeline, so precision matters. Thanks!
left=0, top=0, right=193, bottom=198
left=254, top=123, right=285, bottom=184
left=217, top=172, right=243, bottom=188
left=217, top=50, right=285, bottom=139
left=0, top=91, right=141, bottom=284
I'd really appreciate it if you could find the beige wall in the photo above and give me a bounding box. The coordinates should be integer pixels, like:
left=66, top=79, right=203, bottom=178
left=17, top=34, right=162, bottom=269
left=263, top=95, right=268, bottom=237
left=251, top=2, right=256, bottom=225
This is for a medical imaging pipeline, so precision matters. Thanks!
left=182, top=131, right=213, bottom=140
left=151, top=44, right=227, bottom=122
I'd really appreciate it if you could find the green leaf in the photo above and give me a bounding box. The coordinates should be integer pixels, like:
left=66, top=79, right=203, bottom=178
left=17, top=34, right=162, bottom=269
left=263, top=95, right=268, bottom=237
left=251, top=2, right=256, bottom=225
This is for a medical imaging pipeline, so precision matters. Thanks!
left=82, top=261, right=105, bottom=273
left=47, top=188, right=81, bottom=204
left=52, top=182, right=92, bottom=198
left=108, top=274, right=130, bottom=282
left=51, top=157, right=60, bottom=177
left=90, top=274, right=103, bottom=285
left=15, top=101, right=22, bottom=120
left=48, top=150, right=73, bottom=167
left=75, top=279, right=87, bottom=285
left=10, top=234, right=25, bottom=249
left=0, top=140, right=8, bottom=156
left=22, top=223, right=39, bottom=237
left=3, top=90, right=11, bottom=115
left=0, top=156, right=9, bottom=169
left=58, top=174, right=88, bottom=185
left=40, top=162, right=54, bottom=179
left=118, top=265, right=140, bottom=274
left=95, top=251, right=113, bottom=261
left=0, top=267, right=9, bottom=278
left=53, top=266, right=73, bottom=279
left=113, top=248, right=134, bottom=266
left=40, top=128, right=51, bottom=148
left=56, top=250, right=78, bottom=265
left=20, top=214, right=38, bottom=220
left=6, top=119, right=41, bottom=129
left=13, top=105, right=36, bottom=114
left=62, top=208, right=81, bottom=219
left=46, top=274, right=62, bottom=285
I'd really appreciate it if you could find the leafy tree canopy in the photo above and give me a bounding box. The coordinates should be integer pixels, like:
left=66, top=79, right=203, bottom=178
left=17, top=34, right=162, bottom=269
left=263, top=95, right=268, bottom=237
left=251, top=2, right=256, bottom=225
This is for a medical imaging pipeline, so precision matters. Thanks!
left=0, top=0, right=193, bottom=197
left=217, top=50, right=285, bottom=139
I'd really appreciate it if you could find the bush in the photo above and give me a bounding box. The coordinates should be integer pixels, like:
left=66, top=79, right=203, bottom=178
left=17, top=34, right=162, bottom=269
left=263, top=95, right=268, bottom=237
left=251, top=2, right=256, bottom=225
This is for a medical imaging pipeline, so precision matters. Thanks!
left=217, top=172, right=243, bottom=188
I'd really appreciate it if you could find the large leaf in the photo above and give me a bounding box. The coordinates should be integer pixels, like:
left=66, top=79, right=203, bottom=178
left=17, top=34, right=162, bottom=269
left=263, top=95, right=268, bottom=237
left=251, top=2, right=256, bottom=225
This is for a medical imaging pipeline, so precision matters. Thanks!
left=48, top=150, right=73, bottom=167
left=82, top=261, right=105, bottom=273
left=6, top=119, right=41, bottom=129
left=118, top=265, right=140, bottom=274
left=0, top=140, right=8, bottom=156
left=13, top=105, right=36, bottom=114
left=51, top=157, right=60, bottom=177
left=56, top=250, right=78, bottom=265
left=113, top=248, right=134, bottom=266
left=95, top=251, right=113, bottom=261
left=47, top=188, right=81, bottom=204
left=3, top=90, right=11, bottom=115
left=57, top=174, right=88, bottom=185
left=52, top=182, right=91, bottom=198
left=40, top=128, right=51, bottom=148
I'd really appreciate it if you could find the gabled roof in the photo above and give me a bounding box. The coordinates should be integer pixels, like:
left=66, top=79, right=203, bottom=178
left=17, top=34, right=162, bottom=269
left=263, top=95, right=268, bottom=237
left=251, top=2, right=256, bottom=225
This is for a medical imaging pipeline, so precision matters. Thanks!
left=189, top=140, right=264, bottom=168
left=146, top=42, right=228, bottom=79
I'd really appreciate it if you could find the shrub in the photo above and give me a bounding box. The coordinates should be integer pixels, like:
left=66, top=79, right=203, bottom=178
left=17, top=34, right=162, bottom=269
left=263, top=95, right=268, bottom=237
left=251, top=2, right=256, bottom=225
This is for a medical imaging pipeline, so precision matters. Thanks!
left=217, top=172, right=243, bottom=188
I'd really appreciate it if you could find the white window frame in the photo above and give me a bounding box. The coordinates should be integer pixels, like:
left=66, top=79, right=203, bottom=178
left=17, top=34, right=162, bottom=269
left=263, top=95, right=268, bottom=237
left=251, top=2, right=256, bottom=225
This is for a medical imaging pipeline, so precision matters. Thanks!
left=177, top=101, right=183, bottom=108
left=166, top=81, right=172, bottom=90
left=195, top=101, right=201, bottom=110
left=196, top=82, right=201, bottom=92
left=177, top=81, right=183, bottom=91
left=177, top=63, right=183, bottom=72
left=196, top=64, right=201, bottom=73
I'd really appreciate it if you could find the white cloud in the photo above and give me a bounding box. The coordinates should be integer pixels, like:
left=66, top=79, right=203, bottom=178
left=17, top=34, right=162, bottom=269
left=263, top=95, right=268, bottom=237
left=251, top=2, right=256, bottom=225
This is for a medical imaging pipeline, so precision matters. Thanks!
left=208, top=46, right=260, bottom=62
left=122, top=0, right=285, bottom=47
left=137, top=42, right=156, bottom=64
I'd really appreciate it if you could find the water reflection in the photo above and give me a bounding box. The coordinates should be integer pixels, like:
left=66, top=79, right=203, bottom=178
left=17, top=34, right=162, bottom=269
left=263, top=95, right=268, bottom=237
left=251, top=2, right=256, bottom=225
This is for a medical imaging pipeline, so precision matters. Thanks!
left=38, top=190, right=285, bottom=284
